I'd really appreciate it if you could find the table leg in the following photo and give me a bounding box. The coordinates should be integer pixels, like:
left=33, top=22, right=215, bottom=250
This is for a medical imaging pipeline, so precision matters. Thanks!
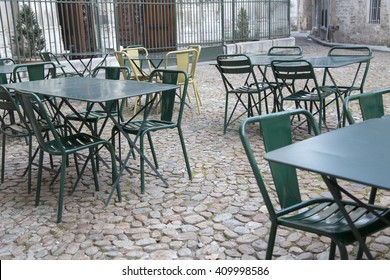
left=62, top=55, right=83, bottom=76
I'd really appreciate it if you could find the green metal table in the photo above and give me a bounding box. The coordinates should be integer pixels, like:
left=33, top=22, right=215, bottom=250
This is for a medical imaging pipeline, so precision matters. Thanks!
left=61, top=52, right=109, bottom=77
left=6, top=77, right=179, bottom=204
left=265, top=118, right=390, bottom=259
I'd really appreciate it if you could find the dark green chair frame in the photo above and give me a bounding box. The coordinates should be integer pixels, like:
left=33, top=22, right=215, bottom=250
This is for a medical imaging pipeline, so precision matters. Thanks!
left=0, top=86, right=32, bottom=192
left=324, top=46, right=372, bottom=126
left=112, top=69, right=192, bottom=193
left=239, top=108, right=390, bottom=259
left=14, top=91, right=121, bottom=223
left=324, top=46, right=372, bottom=96
left=12, top=61, right=57, bottom=82
left=216, top=54, right=274, bottom=133
left=267, top=46, right=303, bottom=56
left=271, top=59, right=340, bottom=131
left=343, top=88, right=390, bottom=125
left=0, top=58, right=16, bottom=84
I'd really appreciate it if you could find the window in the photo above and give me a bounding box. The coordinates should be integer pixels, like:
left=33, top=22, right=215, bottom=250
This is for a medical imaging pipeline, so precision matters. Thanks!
left=369, top=0, right=381, bottom=23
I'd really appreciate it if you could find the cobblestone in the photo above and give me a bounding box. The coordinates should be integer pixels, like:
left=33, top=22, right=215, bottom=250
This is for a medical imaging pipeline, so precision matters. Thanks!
left=1, top=36, right=390, bottom=260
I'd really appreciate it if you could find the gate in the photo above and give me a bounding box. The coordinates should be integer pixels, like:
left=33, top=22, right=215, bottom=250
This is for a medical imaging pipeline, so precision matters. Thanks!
left=0, top=0, right=290, bottom=60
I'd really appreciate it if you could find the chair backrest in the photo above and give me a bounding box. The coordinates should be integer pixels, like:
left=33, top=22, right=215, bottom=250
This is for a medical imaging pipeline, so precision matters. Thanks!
left=13, top=90, right=63, bottom=154
left=326, top=46, right=372, bottom=92
left=91, top=65, right=131, bottom=113
left=343, top=88, right=390, bottom=125
left=239, top=109, right=320, bottom=217
left=165, top=48, right=199, bottom=83
left=13, top=61, right=57, bottom=82
left=267, top=46, right=303, bottom=56
left=0, top=86, right=18, bottom=127
left=216, top=54, right=260, bottom=92
left=0, top=58, right=15, bottom=85
left=122, top=47, right=151, bottom=80
left=146, top=69, right=188, bottom=124
left=39, top=51, right=64, bottom=77
left=271, top=59, right=320, bottom=96
left=188, top=44, right=201, bottom=61
left=39, top=51, right=61, bottom=65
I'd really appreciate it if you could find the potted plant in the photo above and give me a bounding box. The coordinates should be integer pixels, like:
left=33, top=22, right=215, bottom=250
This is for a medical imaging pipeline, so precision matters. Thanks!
left=13, top=4, right=46, bottom=62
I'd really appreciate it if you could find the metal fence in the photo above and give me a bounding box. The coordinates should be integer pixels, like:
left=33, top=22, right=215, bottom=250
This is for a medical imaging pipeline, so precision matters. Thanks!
left=0, top=0, right=290, bottom=61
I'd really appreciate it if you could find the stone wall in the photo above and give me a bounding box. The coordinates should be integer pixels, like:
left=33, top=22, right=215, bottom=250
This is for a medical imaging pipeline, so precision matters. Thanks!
left=331, top=0, right=390, bottom=46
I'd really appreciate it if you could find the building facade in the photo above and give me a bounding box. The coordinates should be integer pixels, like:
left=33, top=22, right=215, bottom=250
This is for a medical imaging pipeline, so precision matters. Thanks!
left=311, top=0, right=390, bottom=45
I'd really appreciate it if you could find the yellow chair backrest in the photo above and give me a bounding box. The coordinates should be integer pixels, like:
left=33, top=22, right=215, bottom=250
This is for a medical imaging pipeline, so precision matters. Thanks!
left=114, top=51, right=132, bottom=79
left=122, top=47, right=151, bottom=80
left=165, top=48, right=199, bottom=84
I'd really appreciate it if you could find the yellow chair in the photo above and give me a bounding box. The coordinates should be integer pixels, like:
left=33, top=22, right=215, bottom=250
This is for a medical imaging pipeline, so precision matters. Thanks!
left=115, top=49, right=152, bottom=114
left=122, top=47, right=152, bottom=82
left=165, top=48, right=201, bottom=114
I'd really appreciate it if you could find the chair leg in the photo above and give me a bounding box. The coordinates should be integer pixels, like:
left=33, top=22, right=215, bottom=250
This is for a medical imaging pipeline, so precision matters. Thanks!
left=224, top=94, right=229, bottom=134
left=266, top=224, right=277, bottom=260
left=140, top=134, right=146, bottom=194
left=57, top=157, right=67, bottom=223
left=27, top=135, right=33, bottom=194
left=328, top=241, right=336, bottom=260
left=106, top=142, right=121, bottom=202
left=1, top=134, right=5, bottom=183
left=94, top=122, right=100, bottom=172
left=146, top=132, right=158, bottom=169
left=337, top=243, right=349, bottom=260
left=35, top=150, right=44, bottom=206
left=90, top=147, right=100, bottom=191
left=192, top=81, right=202, bottom=114
left=177, top=127, right=192, bottom=180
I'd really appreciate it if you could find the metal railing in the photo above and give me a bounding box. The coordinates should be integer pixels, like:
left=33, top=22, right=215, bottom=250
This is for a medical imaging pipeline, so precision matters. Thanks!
left=0, top=0, right=290, bottom=61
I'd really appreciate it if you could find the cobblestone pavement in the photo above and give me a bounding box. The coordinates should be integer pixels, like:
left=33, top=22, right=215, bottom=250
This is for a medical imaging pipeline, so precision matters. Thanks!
left=1, top=36, right=390, bottom=260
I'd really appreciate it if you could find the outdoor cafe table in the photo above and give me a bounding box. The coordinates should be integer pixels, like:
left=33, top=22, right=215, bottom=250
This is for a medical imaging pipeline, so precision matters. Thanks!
left=250, top=54, right=372, bottom=121
left=264, top=118, right=390, bottom=259
left=5, top=77, right=179, bottom=205
left=61, top=52, right=109, bottom=77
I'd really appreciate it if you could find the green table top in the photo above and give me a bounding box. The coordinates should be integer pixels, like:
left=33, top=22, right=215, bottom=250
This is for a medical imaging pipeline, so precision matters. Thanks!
left=248, top=55, right=371, bottom=68
left=5, top=77, right=178, bottom=102
left=304, top=55, right=372, bottom=68
left=265, top=118, right=390, bottom=191
left=249, top=55, right=302, bottom=66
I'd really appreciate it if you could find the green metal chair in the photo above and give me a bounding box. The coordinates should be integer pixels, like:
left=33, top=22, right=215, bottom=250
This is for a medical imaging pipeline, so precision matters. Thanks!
left=240, top=109, right=390, bottom=259
left=324, top=46, right=372, bottom=97
left=65, top=66, right=131, bottom=170
left=112, top=69, right=192, bottom=193
left=324, top=46, right=372, bottom=126
left=271, top=59, right=340, bottom=131
left=216, top=54, right=274, bottom=133
left=0, top=86, right=32, bottom=192
left=343, top=88, right=390, bottom=230
left=13, top=90, right=121, bottom=223
left=263, top=46, right=303, bottom=111
left=343, top=88, right=390, bottom=125
left=12, top=61, right=57, bottom=82
left=39, top=51, right=84, bottom=77
left=0, top=58, right=16, bottom=84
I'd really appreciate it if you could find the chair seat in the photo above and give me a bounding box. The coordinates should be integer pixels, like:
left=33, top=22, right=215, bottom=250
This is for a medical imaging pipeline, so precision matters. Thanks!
left=279, top=198, right=390, bottom=245
left=66, top=110, right=114, bottom=122
left=283, top=88, right=337, bottom=101
left=43, top=133, right=109, bottom=155
left=116, top=120, right=176, bottom=134
left=1, top=123, right=29, bottom=136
